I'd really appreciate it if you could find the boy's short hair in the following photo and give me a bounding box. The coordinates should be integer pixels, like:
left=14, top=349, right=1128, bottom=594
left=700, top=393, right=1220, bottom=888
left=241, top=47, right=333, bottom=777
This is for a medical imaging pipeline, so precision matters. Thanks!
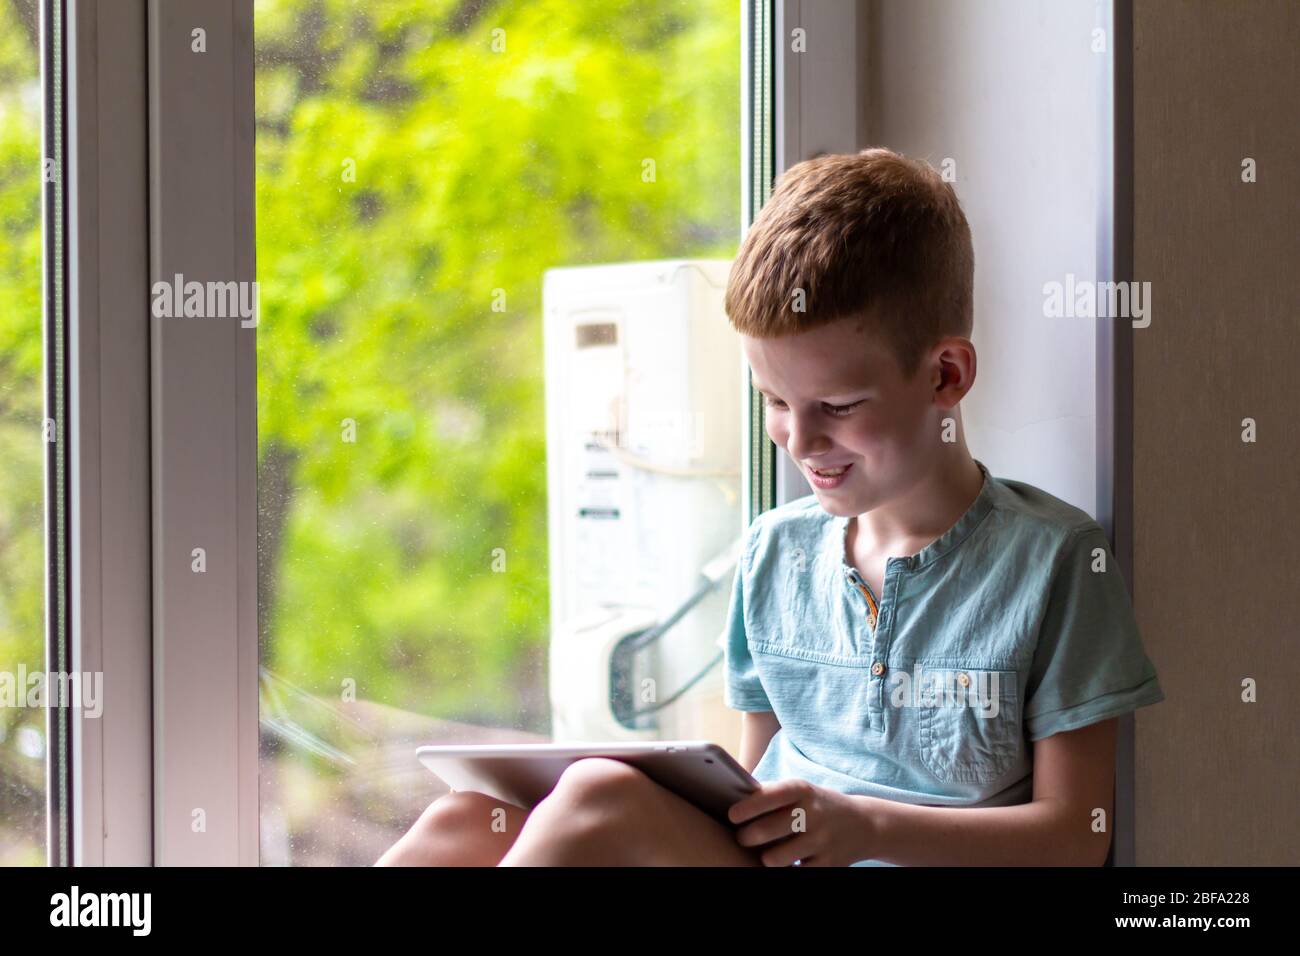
left=724, top=147, right=975, bottom=379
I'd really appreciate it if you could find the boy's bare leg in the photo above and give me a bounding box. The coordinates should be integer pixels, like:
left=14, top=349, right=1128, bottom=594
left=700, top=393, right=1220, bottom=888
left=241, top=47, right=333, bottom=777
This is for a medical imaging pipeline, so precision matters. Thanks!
left=498, top=758, right=766, bottom=866
left=375, top=790, right=530, bottom=866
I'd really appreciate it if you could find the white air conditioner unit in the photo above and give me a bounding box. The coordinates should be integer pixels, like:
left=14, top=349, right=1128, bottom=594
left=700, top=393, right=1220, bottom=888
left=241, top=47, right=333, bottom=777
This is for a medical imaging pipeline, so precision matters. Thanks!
left=542, top=259, right=743, bottom=747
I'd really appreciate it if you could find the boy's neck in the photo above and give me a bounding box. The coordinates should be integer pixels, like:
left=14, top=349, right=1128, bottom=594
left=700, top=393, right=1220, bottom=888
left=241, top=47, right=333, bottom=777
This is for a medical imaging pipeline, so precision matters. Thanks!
left=850, top=446, right=984, bottom=560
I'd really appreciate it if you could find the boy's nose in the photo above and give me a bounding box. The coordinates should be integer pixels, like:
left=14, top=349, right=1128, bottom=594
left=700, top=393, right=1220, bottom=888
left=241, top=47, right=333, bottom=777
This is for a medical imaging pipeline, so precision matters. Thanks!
left=784, top=415, right=829, bottom=462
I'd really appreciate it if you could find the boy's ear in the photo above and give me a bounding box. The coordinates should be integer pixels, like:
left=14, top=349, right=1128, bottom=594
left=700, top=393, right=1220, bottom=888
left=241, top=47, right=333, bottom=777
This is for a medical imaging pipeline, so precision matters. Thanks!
left=930, top=335, right=977, bottom=403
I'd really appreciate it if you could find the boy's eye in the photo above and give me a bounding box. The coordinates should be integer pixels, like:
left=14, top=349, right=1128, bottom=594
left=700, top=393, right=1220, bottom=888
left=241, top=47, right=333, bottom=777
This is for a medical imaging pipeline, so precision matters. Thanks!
left=823, top=400, right=865, bottom=417
left=762, top=395, right=864, bottom=416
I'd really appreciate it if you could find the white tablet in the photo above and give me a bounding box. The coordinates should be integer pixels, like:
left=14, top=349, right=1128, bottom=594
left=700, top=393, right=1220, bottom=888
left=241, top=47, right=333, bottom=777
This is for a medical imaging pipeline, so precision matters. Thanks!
left=415, top=740, right=759, bottom=824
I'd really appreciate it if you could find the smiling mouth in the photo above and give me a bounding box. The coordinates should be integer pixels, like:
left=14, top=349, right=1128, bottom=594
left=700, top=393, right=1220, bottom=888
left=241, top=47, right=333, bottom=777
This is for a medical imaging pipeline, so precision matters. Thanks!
left=808, top=463, right=852, bottom=477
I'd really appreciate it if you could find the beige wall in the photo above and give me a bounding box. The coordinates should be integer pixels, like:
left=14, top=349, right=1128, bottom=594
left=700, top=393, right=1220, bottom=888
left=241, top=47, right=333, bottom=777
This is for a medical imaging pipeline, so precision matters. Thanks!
left=1132, top=0, right=1300, bottom=864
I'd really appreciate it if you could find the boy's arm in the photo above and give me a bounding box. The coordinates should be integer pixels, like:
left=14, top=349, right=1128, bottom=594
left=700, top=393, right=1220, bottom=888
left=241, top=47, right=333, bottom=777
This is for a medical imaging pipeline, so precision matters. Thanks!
left=738, top=711, right=781, bottom=775
left=864, top=717, right=1117, bottom=866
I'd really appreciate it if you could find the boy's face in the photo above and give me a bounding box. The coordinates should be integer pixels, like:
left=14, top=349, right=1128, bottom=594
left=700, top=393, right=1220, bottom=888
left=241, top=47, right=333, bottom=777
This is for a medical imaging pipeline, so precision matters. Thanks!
left=741, top=314, right=950, bottom=518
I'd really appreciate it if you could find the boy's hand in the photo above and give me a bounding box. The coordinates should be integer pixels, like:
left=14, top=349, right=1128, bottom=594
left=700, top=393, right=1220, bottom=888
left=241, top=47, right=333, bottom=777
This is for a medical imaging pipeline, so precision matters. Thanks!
left=727, top=779, right=881, bottom=867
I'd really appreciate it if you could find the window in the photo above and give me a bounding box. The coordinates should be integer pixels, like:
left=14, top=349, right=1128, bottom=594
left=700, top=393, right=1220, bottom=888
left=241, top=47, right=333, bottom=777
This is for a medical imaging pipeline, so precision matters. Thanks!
left=253, top=0, right=743, bottom=865
left=2, top=0, right=770, bottom=867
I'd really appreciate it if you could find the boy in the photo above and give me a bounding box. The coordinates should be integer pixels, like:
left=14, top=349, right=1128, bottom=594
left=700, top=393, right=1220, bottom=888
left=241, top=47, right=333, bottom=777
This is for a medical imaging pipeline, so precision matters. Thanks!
left=377, top=148, right=1163, bottom=866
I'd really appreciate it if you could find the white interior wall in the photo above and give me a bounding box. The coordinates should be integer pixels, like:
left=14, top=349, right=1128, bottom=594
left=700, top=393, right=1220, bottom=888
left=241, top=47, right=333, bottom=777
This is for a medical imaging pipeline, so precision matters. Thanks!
left=868, top=0, right=1102, bottom=515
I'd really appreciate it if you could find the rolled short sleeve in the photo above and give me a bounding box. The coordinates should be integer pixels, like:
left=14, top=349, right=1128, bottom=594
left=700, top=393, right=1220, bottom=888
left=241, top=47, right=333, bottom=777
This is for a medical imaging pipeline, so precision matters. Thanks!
left=1024, top=523, right=1165, bottom=741
left=721, top=521, right=772, bottom=712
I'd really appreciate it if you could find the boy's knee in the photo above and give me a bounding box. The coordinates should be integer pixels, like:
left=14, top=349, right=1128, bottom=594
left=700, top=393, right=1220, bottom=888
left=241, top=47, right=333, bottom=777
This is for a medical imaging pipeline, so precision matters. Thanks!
left=527, top=758, right=653, bottom=849
left=415, top=789, right=504, bottom=835
left=391, top=791, right=501, bottom=855
left=549, top=757, right=648, bottom=812
left=376, top=790, right=511, bottom=866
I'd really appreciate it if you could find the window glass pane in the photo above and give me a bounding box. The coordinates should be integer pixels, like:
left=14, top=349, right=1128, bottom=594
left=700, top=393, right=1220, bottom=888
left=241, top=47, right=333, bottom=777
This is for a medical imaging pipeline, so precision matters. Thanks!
left=0, top=0, right=45, bottom=867
left=255, top=0, right=742, bottom=866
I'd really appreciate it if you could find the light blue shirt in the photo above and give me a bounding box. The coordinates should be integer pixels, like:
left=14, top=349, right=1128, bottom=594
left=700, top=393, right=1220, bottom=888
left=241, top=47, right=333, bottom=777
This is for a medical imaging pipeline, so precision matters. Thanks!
left=721, top=459, right=1165, bottom=865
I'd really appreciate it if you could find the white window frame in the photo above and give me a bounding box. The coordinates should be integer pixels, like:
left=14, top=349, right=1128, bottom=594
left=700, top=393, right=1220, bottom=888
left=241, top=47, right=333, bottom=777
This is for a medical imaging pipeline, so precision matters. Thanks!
left=68, top=0, right=259, bottom=866
left=68, top=0, right=153, bottom=866
left=145, top=0, right=259, bottom=866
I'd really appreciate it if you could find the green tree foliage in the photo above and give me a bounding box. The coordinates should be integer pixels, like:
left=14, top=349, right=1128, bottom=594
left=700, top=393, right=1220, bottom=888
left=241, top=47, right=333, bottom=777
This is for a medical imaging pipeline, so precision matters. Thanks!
left=254, top=0, right=738, bottom=731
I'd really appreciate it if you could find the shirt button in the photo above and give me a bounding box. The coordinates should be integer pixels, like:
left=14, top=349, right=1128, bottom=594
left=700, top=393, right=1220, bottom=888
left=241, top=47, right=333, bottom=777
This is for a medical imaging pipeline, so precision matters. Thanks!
left=871, top=661, right=885, bottom=676
left=957, top=672, right=971, bottom=687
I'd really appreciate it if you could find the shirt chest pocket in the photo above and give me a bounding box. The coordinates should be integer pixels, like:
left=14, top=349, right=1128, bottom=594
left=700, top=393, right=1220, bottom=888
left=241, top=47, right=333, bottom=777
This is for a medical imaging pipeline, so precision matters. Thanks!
left=916, top=667, right=1022, bottom=785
